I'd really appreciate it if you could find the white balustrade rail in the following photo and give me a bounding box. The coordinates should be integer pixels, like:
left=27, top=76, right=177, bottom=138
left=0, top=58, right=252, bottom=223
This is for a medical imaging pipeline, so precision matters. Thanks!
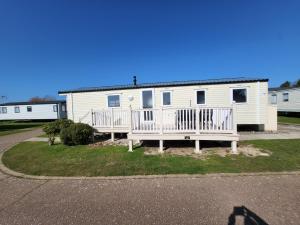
left=92, top=106, right=236, bottom=134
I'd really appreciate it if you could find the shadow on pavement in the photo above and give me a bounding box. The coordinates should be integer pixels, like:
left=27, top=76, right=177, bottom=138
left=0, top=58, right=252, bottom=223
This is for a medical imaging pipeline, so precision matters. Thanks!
left=228, top=206, right=268, bottom=225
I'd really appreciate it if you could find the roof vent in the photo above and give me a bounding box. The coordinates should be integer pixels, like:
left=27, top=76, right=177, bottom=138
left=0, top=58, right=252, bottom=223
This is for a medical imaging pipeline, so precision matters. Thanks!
left=133, top=76, right=137, bottom=86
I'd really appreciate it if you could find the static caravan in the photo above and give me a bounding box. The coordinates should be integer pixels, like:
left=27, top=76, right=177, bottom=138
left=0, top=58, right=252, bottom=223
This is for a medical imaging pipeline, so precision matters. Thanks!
left=269, top=87, right=300, bottom=115
left=59, top=77, right=277, bottom=153
left=0, top=100, right=67, bottom=120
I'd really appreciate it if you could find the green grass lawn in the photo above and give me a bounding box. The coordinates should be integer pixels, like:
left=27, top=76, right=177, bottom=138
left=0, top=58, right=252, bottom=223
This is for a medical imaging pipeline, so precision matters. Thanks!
left=278, top=116, right=300, bottom=124
left=0, top=121, right=45, bottom=136
left=2, top=139, right=300, bottom=176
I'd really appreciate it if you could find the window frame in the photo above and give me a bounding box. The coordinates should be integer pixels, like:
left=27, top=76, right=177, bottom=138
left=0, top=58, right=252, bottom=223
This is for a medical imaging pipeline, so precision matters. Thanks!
left=107, top=94, right=121, bottom=108
left=195, top=89, right=206, bottom=105
left=282, top=92, right=289, bottom=102
left=14, top=106, right=20, bottom=113
left=161, top=91, right=172, bottom=107
left=27, top=106, right=32, bottom=112
left=271, top=94, right=277, bottom=104
left=0, top=107, right=7, bottom=114
left=140, top=89, right=155, bottom=109
left=231, top=88, right=248, bottom=104
left=53, top=105, right=58, bottom=112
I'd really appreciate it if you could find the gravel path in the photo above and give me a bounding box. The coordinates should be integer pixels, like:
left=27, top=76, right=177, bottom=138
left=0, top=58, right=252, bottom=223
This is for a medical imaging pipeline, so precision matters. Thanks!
left=0, top=127, right=299, bottom=225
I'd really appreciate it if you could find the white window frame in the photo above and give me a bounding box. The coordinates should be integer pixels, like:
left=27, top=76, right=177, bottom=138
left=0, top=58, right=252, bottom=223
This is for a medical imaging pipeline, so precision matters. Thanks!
left=140, top=89, right=155, bottom=109
left=0, top=107, right=7, bottom=114
left=161, top=91, right=172, bottom=107
left=14, top=106, right=20, bottom=113
left=195, top=89, right=206, bottom=105
left=107, top=94, right=121, bottom=108
left=283, top=92, right=289, bottom=102
left=230, top=87, right=248, bottom=104
left=271, top=94, right=277, bottom=104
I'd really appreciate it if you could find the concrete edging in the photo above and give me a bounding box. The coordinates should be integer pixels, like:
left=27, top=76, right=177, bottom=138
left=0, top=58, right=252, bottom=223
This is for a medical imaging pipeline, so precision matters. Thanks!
left=1, top=148, right=300, bottom=180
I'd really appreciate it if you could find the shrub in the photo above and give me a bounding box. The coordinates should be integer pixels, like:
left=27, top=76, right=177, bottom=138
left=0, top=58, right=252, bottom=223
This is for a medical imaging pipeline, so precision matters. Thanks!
left=60, top=123, right=94, bottom=146
left=43, top=119, right=74, bottom=145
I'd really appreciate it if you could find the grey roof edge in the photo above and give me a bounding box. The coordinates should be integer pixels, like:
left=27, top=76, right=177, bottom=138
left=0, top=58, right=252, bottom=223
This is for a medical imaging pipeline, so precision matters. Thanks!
left=58, top=77, right=269, bottom=94
left=269, top=86, right=300, bottom=91
left=0, top=100, right=66, bottom=106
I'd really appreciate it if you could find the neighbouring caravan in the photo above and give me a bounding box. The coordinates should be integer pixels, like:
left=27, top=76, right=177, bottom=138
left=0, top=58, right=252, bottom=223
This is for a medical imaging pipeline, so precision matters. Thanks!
left=59, top=77, right=277, bottom=153
left=269, top=86, right=300, bottom=115
left=0, top=100, right=67, bottom=120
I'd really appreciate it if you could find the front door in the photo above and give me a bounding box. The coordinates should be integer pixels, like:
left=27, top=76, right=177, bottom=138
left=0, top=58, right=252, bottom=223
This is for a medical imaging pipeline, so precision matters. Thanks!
left=142, top=90, right=153, bottom=121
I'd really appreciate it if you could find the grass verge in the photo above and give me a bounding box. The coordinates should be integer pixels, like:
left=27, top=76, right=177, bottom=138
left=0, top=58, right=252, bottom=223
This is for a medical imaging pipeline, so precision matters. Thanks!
left=0, top=121, right=45, bottom=136
left=2, top=139, right=300, bottom=177
left=278, top=116, right=300, bottom=125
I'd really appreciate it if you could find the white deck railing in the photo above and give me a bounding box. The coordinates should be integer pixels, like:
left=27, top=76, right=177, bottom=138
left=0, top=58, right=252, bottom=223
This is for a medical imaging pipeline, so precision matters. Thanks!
left=92, top=106, right=236, bottom=134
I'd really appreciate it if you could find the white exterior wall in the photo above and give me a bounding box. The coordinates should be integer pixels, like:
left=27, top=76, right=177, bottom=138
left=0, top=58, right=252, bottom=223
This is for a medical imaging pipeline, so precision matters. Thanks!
left=63, top=81, right=270, bottom=127
left=269, top=87, right=300, bottom=112
left=0, top=104, right=60, bottom=120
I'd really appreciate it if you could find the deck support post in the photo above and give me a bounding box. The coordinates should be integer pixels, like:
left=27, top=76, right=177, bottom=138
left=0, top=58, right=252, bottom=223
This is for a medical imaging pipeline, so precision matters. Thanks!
left=194, top=140, right=201, bottom=154
left=128, top=140, right=133, bottom=152
left=231, top=141, right=237, bottom=154
left=159, top=140, right=164, bottom=153
left=111, top=132, right=115, bottom=142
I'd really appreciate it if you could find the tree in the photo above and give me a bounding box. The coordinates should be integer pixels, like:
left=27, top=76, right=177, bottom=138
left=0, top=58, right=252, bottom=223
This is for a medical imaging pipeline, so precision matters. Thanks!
left=296, top=79, right=300, bottom=87
left=29, top=95, right=55, bottom=103
left=280, top=81, right=291, bottom=88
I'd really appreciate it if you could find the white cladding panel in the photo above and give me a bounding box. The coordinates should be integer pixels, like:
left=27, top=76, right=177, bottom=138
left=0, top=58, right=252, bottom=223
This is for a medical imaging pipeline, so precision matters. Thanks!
left=0, top=104, right=59, bottom=120
left=268, top=88, right=300, bottom=112
left=65, top=81, right=269, bottom=125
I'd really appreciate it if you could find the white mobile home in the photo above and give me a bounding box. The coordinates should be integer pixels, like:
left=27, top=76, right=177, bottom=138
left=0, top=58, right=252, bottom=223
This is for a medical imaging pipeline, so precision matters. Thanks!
left=0, top=100, right=67, bottom=120
left=59, top=77, right=277, bottom=153
left=269, top=87, right=300, bottom=114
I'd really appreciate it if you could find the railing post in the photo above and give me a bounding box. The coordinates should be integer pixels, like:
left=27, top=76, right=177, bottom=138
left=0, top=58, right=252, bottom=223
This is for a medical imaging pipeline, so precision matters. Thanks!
left=110, top=107, right=114, bottom=129
left=129, top=106, right=132, bottom=134
left=91, top=109, right=94, bottom=126
left=232, top=102, right=237, bottom=134
left=160, top=107, right=163, bottom=134
left=196, top=107, right=200, bottom=134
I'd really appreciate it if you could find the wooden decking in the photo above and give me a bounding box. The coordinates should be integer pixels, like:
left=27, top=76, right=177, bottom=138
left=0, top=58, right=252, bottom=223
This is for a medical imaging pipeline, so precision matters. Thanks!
left=90, top=106, right=239, bottom=153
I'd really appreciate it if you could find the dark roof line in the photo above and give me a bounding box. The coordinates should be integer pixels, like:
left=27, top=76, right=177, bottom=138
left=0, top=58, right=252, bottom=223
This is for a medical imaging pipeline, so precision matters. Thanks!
left=269, top=86, right=300, bottom=91
left=59, top=77, right=268, bottom=94
left=0, top=100, right=66, bottom=106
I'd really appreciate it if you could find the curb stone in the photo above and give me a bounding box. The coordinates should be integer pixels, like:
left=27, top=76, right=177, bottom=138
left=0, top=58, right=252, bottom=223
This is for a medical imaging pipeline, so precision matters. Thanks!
left=1, top=149, right=300, bottom=180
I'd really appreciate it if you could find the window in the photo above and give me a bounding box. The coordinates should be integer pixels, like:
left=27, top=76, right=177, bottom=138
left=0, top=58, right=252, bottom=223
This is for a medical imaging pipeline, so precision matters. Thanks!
left=107, top=95, right=120, bottom=107
left=271, top=94, right=277, bottom=104
left=232, top=88, right=247, bottom=103
left=196, top=90, right=206, bottom=105
left=27, top=106, right=32, bottom=112
left=142, top=90, right=153, bottom=108
left=62, top=105, right=66, bottom=112
left=162, top=91, right=171, bottom=106
left=14, top=106, right=20, bottom=113
left=0, top=107, right=7, bottom=114
left=283, top=93, right=289, bottom=102
left=53, top=105, right=58, bottom=112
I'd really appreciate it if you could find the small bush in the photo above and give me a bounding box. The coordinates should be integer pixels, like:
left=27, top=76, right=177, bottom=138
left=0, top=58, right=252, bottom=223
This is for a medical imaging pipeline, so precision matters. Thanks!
left=43, top=119, right=74, bottom=145
left=60, top=123, right=94, bottom=146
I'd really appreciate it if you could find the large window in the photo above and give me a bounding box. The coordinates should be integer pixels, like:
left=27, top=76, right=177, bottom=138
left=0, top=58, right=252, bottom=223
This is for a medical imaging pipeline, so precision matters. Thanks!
left=53, top=105, right=58, bottom=112
left=14, top=106, right=20, bottom=113
left=232, top=88, right=247, bottom=103
left=0, top=107, right=7, bottom=114
left=283, top=93, right=289, bottom=102
left=162, top=91, right=171, bottom=106
left=107, top=95, right=120, bottom=107
left=271, top=94, right=277, bottom=104
left=196, top=90, right=206, bottom=105
left=27, top=106, right=32, bottom=112
left=142, top=90, right=153, bottom=108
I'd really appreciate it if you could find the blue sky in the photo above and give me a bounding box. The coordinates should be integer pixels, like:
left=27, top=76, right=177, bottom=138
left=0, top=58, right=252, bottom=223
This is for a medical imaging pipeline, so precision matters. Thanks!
left=0, top=0, right=299, bottom=102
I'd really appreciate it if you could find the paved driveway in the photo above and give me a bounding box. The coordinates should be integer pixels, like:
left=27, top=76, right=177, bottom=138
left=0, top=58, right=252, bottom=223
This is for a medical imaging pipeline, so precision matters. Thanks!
left=0, top=128, right=299, bottom=225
